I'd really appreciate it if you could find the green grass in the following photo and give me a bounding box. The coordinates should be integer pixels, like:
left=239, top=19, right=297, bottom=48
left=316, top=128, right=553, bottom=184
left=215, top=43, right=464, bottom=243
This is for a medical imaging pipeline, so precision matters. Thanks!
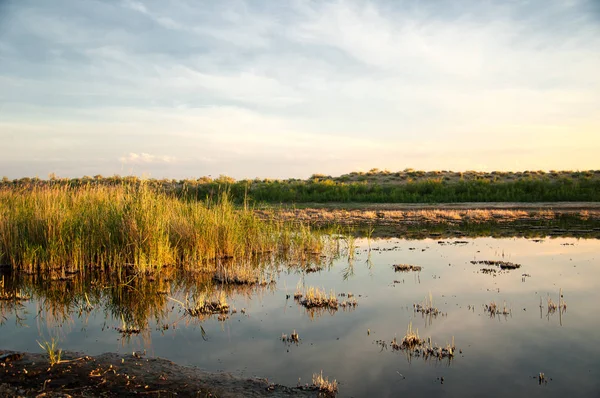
left=37, top=337, right=62, bottom=366
left=0, top=184, right=325, bottom=273
left=4, top=169, right=600, bottom=203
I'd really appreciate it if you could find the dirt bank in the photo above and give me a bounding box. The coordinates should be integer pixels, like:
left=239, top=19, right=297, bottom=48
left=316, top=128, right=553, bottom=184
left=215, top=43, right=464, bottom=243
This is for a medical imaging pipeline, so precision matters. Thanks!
left=256, top=202, right=600, bottom=226
left=0, top=350, right=324, bottom=397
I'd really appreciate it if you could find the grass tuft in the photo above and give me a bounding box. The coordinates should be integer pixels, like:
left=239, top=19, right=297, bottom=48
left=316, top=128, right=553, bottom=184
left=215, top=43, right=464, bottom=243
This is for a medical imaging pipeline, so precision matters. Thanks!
left=311, top=371, right=338, bottom=395
left=37, top=337, right=62, bottom=366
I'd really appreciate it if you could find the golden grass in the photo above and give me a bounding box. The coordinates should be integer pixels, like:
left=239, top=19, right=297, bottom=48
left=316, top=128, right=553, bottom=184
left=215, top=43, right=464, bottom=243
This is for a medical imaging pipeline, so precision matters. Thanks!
left=311, top=371, right=338, bottom=395
left=295, top=286, right=338, bottom=309
left=37, top=337, right=62, bottom=366
left=0, top=184, right=327, bottom=276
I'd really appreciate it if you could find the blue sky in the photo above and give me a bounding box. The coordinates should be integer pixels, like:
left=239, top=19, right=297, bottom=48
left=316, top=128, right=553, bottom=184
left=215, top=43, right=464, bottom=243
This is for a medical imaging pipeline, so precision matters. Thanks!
left=1, top=0, right=599, bottom=179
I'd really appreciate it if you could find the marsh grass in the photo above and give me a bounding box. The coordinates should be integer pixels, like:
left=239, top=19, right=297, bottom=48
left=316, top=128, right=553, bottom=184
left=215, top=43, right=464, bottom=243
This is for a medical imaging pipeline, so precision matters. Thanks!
left=311, top=371, right=338, bottom=395
left=0, top=184, right=326, bottom=276
left=393, top=264, right=422, bottom=272
left=37, top=337, right=62, bottom=366
left=385, top=322, right=456, bottom=361
left=414, top=292, right=440, bottom=316
left=183, top=290, right=230, bottom=317
left=470, top=260, right=521, bottom=270
left=295, top=286, right=338, bottom=309
left=485, top=301, right=511, bottom=317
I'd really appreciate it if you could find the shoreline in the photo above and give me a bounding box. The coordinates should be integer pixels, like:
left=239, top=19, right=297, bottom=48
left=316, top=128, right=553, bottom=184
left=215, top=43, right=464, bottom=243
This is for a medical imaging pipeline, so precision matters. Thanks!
left=0, top=350, right=323, bottom=397
left=256, top=202, right=600, bottom=226
left=257, top=201, right=600, bottom=211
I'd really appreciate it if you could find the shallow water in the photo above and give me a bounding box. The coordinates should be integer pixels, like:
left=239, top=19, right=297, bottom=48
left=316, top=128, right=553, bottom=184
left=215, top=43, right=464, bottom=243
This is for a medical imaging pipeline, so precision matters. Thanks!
left=2, top=236, right=600, bottom=397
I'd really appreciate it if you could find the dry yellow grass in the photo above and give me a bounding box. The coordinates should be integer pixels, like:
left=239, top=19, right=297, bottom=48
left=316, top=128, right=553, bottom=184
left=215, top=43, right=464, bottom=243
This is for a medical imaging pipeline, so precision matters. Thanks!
left=312, top=371, right=338, bottom=395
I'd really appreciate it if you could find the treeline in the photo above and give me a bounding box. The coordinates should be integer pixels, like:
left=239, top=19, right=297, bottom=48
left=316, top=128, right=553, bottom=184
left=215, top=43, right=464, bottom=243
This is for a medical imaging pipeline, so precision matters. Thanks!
left=2, top=172, right=600, bottom=203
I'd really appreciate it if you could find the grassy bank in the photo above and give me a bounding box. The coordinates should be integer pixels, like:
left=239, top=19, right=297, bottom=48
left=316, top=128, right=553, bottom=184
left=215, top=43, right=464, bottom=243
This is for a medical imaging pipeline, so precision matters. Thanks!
left=0, top=184, right=325, bottom=273
left=4, top=169, right=600, bottom=203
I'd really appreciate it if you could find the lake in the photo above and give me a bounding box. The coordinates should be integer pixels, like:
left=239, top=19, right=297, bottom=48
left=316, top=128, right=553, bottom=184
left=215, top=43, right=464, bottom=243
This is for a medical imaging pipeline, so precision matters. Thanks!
left=1, top=234, right=599, bottom=397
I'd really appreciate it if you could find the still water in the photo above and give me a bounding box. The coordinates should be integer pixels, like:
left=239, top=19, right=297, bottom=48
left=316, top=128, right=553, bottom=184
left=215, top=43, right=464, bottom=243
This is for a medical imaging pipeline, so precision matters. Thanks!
left=1, top=236, right=599, bottom=397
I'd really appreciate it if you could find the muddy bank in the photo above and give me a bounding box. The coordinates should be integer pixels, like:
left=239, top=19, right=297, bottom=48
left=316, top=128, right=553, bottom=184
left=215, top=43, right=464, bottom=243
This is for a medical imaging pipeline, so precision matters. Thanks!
left=256, top=203, right=600, bottom=226
left=0, top=350, right=323, bottom=397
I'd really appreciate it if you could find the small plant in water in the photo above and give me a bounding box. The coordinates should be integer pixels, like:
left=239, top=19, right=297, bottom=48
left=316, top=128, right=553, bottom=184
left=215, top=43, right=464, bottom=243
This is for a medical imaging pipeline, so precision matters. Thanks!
left=393, top=264, right=422, bottom=272
left=414, top=292, right=440, bottom=316
left=37, top=337, right=62, bottom=366
left=185, top=290, right=230, bottom=316
left=385, top=322, right=456, bottom=361
left=485, top=301, right=511, bottom=317
left=282, top=330, right=300, bottom=344
left=311, top=370, right=338, bottom=395
left=296, top=286, right=338, bottom=309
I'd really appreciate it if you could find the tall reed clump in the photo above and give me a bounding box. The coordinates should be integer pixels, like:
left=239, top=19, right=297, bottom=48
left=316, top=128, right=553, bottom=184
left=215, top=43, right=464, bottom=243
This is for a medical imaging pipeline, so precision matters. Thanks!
left=0, top=184, right=326, bottom=274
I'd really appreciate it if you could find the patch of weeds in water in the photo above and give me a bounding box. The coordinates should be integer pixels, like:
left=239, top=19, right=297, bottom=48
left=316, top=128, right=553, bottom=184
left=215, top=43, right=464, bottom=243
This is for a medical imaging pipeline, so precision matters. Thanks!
left=480, top=268, right=497, bottom=275
left=281, top=330, right=300, bottom=344
left=379, top=322, right=456, bottom=361
left=296, top=287, right=338, bottom=309
left=183, top=290, right=230, bottom=317
left=471, top=260, right=521, bottom=270
left=293, top=286, right=359, bottom=318
left=393, top=264, right=422, bottom=272
left=311, top=371, right=338, bottom=396
left=485, top=301, right=511, bottom=317
left=414, top=292, right=442, bottom=317
left=546, top=290, right=567, bottom=315
left=0, top=185, right=330, bottom=275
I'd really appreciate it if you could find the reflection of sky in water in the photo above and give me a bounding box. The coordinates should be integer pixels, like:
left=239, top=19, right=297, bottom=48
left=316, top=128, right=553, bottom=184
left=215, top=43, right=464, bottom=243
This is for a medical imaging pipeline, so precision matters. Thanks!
left=2, top=237, right=600, bottom=397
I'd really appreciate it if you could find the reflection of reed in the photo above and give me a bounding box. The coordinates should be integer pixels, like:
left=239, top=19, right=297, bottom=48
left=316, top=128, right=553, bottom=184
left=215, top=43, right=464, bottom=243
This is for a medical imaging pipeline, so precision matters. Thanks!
left=1, top=266, right=282, bottom=342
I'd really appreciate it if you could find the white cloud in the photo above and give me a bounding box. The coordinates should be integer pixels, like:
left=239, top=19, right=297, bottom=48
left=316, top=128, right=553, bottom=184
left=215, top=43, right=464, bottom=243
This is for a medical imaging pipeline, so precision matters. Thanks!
left=120, top=153, right=175, bottom=164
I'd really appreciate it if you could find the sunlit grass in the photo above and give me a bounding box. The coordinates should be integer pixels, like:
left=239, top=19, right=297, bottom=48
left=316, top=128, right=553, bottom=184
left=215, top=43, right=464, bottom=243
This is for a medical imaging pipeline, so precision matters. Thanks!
left=37, top=337, right=62, bottom=366
left=0, top=184, right=327, bottom=275
left=311, top=370, right=338, bottom=395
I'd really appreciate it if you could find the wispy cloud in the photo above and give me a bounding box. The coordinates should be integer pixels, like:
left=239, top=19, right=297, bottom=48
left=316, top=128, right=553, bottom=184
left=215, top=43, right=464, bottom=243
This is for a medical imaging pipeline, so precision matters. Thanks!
left=120, top=153, right=175, bottom=164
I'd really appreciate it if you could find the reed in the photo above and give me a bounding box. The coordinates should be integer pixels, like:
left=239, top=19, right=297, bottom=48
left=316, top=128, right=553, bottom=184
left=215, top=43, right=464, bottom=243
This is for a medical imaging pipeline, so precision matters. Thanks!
left=311, top=371, right=338, bottom=395
left=0, top=184, right=326, bottom=276
left=37, top=337, right=62, bottom=366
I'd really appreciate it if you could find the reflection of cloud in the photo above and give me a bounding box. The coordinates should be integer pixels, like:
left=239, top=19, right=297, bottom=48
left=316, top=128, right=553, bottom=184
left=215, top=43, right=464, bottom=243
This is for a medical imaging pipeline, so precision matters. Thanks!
left=119, top=153, right=174, bottom=164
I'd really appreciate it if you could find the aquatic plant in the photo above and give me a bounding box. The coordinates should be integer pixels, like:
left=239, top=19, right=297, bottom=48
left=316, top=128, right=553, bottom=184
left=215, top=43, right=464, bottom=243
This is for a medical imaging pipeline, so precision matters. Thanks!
left=184, top=290, right=230, bottom=316
left=37, top=337, right=62, bottom=366
left=471, top=260, right=521, bottom=270
left=296, top=286, right=338, bottom=310
left=311, top=371, right=338, bottom=395
left=0, top=184, right=327, bottom=275
left=414, top=292, right=440, bottom=316
left=393, top=264, right=422, bottom=272
left=485, top=301, right=511, bottom=317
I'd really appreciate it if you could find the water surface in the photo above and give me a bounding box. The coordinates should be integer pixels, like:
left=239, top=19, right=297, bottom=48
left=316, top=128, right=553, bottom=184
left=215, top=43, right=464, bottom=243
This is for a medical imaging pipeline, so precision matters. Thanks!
left=2, top=236, right=599, bottom=397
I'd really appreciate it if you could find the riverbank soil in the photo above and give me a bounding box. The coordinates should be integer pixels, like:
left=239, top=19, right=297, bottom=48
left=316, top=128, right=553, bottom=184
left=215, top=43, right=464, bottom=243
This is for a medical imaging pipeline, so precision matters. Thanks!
left=0, top=350, right=321, bottom=397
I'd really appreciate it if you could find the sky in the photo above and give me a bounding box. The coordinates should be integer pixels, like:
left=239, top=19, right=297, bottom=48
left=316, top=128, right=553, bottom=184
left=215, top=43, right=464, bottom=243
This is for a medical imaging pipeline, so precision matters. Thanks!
left=1, top=0, right=599, bottom=180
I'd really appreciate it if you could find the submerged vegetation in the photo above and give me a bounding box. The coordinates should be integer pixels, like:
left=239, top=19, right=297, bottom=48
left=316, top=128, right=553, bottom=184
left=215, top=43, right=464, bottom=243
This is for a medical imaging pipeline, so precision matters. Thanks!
left=0, top=184, right=327, bottom=274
